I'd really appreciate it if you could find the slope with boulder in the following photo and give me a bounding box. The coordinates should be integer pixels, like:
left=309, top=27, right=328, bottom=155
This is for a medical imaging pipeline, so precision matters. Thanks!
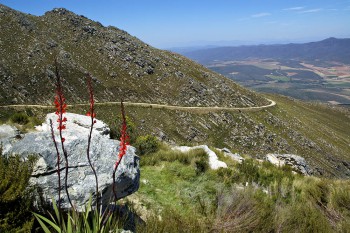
left=0, top=113, right=140, bottom=211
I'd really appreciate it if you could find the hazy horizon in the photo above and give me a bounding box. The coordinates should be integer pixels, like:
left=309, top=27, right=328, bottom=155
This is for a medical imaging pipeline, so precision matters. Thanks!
left=1, top=0, right=350, bottom=49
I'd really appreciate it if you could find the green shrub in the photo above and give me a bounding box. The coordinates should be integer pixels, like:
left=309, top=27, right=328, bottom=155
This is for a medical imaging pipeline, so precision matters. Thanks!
left=236, top=159, right=260, bottom=183
left=110, top=115, right=136, bottom=143
left=10, top=112, right=29, bottom=125
left=134, top=135, right=160, bottom=155
left=330, top=181, right=350, bottom=213
left=277, top=200, right=332, bottom=233
left=213, top=188, right=274, bottom=233
left=0, top=152, right=37, bottom=232
left=140, top=147, right=207, bottom=166
left=216, top=168, right=238, bottom=186
left=136, top=206, right=209, bottom=233
left=194, top=157, right=209, bottom=175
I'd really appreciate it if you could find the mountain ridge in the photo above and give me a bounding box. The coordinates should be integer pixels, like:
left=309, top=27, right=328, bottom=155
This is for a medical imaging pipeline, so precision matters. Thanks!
left=181, top=37, right=350, bottom=64
left=0, top=4, right=267, bottom=108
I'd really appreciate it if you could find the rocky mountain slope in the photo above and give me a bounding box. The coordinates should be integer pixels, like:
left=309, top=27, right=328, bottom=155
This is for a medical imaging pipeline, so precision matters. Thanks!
left=0, top=4, right=349, bottom=179
left=0, top=4, right=267, bottom=107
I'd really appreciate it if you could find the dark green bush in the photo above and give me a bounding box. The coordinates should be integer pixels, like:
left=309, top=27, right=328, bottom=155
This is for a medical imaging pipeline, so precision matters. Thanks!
left=194, top=157, right=209, bottom=175
left=236, top=159, right=260, bottom=183
left=0, top=151, right=37, bottom=232
left=134, top=135, right=160, bottom=155
left=10, top=112, right=29, bottom=125
left=110, top=115, right=136, bottom=143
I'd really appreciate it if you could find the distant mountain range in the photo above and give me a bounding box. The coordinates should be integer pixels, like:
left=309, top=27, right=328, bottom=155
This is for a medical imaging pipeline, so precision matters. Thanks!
left=180, top=38, right=350, bottom=64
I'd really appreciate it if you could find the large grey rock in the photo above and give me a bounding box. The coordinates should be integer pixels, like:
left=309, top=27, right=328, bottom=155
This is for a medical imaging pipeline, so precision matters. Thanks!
left=219, top=148, right=244, bottom=163
left=0, top=113, right=140, bottom=211
left=266, top=153, right=312, bottom=175
left=0, top=124, right=22, bottom=154
left=172, top=145, right=227, bottom=170
left=0, top=124, right=20, bottom=139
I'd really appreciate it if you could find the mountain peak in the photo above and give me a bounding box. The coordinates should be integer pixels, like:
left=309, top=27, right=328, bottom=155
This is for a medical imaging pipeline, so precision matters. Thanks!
left=0, top=3, right=268, bottom=108
left=322, top=37, right=338, bottom=42
left=46, top=7, right=74, bottom=15
left=44, top=7, right=85, bottom=20
left=0, top=3, right=20, bottom=14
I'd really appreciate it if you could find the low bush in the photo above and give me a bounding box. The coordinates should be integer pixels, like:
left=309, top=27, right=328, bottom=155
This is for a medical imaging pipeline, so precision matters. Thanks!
left=213, top=188, right=274, bottom=233
left=110, top=115, right=136, bottom=143
left=136, top=207, right=210, bottom=233
left=193, top=157, right=209, bottom=175
left=0, top=151, right=37, bottom=232
left=140, top=147, right=206, bottom=166
left=10, top=112, right=29, bottom=125
left=134, top=135, right=160, bottom=155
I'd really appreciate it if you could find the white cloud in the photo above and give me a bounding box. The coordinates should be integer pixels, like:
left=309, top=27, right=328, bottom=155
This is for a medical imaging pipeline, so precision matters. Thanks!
left=251, top=12, right=271, bottom=18
left=299, top=8, right=322, bottom=13
left=283, top=6, right=305, bottom=11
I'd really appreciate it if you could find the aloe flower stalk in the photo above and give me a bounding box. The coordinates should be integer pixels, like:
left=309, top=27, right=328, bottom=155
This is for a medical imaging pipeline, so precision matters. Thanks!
left=86, top=74, right=99, bottom=211
left=54, top=63, right=74, bottom=210
left=49, top=119, right=61, bottom=213
left=49, top=118, right=63, bottom=228
left=112, top=100, right=129, bottom=202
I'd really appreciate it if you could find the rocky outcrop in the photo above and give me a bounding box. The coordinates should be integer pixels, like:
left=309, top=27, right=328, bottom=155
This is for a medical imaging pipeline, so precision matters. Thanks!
left=172, top=145, right=227, bottom=170
left=0, top=113, right=140, bottom=211
left=219, top=148, right=244, bottom=163
left=266, top=153, right=312, bottom=175
left=0, top=124, right=20, bottom=139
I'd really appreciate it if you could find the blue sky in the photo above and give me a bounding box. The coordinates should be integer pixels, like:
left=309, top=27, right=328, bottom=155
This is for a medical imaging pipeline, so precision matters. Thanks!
left=1, top=0, right=350, bottom=48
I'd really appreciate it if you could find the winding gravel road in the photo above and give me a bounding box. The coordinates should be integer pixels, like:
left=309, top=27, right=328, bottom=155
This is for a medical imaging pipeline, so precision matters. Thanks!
left=0, top=99, right=276, bottom=112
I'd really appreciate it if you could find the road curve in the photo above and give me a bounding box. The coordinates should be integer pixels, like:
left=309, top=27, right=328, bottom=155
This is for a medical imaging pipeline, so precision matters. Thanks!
left=0, top=99, right=276, bottom=112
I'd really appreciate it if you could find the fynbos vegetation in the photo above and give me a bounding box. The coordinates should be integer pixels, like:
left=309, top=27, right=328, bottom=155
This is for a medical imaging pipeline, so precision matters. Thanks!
left=0, top=152, right=37, bottom=232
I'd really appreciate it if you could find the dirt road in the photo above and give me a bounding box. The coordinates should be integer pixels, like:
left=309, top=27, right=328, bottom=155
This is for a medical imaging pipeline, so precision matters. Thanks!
left=0, top=99, right=276, bottom=112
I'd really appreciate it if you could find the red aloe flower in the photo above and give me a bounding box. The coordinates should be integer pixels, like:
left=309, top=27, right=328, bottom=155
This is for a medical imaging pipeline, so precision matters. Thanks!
left=53, top=61, right=74, bottom=211
left=114, top=101, right=129, bottom=168
left=54, top=71, right=67, bottom=142
left=112, top=100, right=129, bottom=202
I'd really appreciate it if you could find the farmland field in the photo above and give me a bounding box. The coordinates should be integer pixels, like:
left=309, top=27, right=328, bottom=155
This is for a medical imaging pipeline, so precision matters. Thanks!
left=208, top=59, right=350, bottom=105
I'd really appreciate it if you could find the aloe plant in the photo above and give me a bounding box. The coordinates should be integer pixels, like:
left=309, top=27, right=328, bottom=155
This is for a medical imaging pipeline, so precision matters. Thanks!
left=34, top=63, right=131, bottom=232
left=33, top=197, right=120, bottom=233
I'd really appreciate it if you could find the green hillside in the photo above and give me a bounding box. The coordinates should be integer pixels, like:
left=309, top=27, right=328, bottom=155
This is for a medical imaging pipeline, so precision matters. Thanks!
left=2, top=93, right=349, bottom=178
